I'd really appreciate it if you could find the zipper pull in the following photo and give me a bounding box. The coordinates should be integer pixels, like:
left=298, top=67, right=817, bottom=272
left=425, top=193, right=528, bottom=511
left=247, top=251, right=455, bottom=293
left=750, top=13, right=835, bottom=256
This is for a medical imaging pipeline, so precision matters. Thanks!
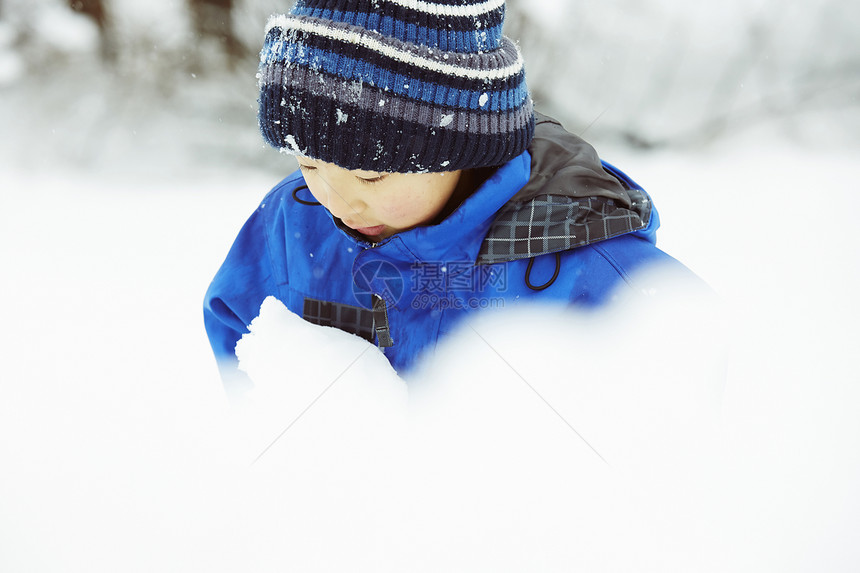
left=372, top=294, right=394, bottom=348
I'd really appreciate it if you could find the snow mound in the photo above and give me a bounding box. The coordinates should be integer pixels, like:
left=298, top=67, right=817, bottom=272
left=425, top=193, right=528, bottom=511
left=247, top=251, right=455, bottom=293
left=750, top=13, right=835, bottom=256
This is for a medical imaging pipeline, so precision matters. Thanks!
left=233, top=296, right=408, bottom=468
left=224, top=270, right=737, bottom=571
left=236, top=295, right=402, bottom=404
left=226, top=263, right=860, bottom=571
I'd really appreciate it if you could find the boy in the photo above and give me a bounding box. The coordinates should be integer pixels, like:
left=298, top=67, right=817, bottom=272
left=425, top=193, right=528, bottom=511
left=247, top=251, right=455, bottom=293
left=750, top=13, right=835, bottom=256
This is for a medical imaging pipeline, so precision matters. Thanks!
left=204, top=0, right=699, bottom=394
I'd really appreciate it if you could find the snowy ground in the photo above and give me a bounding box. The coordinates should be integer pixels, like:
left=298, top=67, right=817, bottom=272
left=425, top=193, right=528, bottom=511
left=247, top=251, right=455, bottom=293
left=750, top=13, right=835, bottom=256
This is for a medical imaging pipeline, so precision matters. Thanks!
left=2, top=85, right=859, bottom=571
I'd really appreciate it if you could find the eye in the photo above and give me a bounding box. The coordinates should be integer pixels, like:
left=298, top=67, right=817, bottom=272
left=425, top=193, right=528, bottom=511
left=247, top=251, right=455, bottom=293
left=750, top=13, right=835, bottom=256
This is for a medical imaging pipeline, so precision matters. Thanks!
left=297, top=164, right=316, bottom=173
left=357, top=174, right=386, bottom=185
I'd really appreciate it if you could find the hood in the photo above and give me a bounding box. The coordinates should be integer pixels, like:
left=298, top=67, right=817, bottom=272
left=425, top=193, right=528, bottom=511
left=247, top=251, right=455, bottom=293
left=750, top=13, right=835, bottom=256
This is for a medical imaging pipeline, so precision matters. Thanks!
left=477, top=113, right=653, bottom=264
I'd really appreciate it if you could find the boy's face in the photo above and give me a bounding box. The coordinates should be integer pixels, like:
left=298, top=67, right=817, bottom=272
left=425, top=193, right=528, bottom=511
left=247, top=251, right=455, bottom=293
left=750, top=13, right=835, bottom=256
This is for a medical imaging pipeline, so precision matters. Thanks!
left=296, top=158, right=464, bottom=241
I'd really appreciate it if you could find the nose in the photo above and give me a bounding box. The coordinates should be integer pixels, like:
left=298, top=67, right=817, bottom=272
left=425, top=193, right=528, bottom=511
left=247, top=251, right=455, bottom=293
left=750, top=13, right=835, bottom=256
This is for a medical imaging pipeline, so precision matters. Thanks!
left=326, top=192, right=366, bottom=224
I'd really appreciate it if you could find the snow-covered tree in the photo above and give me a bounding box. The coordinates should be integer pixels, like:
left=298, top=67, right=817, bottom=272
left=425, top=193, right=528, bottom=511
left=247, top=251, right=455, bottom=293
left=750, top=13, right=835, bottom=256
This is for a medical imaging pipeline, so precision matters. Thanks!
left=506, top=0, right=860, bottom=147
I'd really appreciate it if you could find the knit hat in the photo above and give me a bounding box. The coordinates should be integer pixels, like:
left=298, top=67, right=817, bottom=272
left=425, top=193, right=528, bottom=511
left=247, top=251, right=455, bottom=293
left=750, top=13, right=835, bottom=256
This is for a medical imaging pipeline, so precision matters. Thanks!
left=258, top=0, right=534, bottom=173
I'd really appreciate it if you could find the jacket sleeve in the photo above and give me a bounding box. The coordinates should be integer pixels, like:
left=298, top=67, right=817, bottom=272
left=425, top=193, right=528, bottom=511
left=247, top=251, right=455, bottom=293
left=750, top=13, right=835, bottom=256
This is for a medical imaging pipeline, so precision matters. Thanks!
left=203, top=202, right=280, bottom=397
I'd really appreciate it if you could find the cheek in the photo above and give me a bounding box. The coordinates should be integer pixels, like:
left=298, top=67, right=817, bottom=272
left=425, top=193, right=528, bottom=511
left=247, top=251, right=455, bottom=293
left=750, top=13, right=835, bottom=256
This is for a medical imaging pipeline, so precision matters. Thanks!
left=305, top=182, right=339, bottom=212
left=377, top=195, right=435, bottom=224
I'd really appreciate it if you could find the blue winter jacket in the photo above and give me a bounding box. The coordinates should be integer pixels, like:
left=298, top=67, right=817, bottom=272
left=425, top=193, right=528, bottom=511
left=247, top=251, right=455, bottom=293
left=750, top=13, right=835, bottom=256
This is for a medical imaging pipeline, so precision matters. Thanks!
left=204, top=115, right=696, bottom=393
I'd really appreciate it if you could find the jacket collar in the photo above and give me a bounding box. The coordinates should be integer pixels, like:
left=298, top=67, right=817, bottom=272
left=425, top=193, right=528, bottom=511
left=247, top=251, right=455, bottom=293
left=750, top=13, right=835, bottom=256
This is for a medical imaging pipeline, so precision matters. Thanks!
left=477, top=113, right=653, bottom=264
left=368, top=151, right=532, bottom=264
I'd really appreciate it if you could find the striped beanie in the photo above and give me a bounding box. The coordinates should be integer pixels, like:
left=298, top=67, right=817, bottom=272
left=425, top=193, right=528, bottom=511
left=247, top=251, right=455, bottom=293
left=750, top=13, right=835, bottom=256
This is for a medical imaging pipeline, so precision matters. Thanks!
left=258, top=0, right=534, bottom=173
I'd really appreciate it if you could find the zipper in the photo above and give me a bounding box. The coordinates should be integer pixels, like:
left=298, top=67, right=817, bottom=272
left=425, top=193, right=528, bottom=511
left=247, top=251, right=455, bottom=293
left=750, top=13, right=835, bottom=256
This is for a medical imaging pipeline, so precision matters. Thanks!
left=366, top=239, right=393, bottom=349
left=372, top=294, right=394, bottom=349
left=358, top=235, right=392, bottom=349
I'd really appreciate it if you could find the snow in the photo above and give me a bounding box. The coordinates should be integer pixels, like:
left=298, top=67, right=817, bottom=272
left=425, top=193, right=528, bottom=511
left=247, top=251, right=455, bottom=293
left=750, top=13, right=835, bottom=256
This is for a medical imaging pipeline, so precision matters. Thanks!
left=232, top=285, right=726, bottom=571
left=2, top=129, right=859, bottom=570
left=31, top=4, right=100, bottom=54
left=0, top=50, right=24, bottom=86
left=283, top=134, right=303, bottom=155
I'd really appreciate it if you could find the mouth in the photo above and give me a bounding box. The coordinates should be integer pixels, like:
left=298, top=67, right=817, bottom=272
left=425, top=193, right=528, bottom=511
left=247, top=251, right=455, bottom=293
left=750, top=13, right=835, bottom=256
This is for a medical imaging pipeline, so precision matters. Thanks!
left=347, top=223, right=386, bottom=237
